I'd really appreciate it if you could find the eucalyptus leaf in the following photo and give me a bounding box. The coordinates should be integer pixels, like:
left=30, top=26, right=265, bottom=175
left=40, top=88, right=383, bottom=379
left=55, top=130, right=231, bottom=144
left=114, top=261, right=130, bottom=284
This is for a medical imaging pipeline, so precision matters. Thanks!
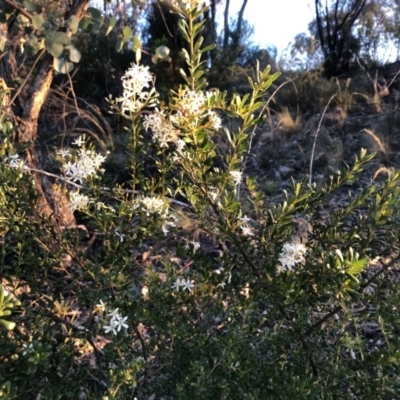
left=53, top=57, right=74, bottom=74
left=105, top=16, right=117, bottom=36
left=115, top=36, right=123, bottom=52
left=32, top=14, right=44, bottom=30
left=45, top=38, right=64, bottom=58
left=68, top=15, right=79, bottom=34
left=68, top=46, right=81, bottom=63
left=133, top=34, right=141, bottom=51
left=123, top=26, right=132, bottom=43
left=135, top=48, right=141, bottom=63
left=23, top=0, right=35, bottom=12
left=51, top=32, right=71, bottom=45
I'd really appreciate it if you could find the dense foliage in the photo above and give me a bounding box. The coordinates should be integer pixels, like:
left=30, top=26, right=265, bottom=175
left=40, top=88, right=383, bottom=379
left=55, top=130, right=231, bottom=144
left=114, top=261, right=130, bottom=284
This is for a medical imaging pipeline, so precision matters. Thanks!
left=2, top=0, right=400, bottom=399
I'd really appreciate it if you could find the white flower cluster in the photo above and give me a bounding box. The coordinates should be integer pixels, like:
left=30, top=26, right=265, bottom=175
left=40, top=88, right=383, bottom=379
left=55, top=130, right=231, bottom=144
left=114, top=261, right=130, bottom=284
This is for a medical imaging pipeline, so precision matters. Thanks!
left=172, top=277, right=195, bottom=292
left=169, top=89, right=222, bottom=130
left=167, top=0, right=202, bottom=10
left=143, top=109, right=180, bottom=148
left=3, top=154, right=28, bottom=171
left=68, top=191, right=92, bottom=212
left=96, top=301, right=129, bottom=336
left=139, top=196, right=169, bottom=217
left=60, top=137, right=107, bottom=184
left=116, top=63, right=158, bottom=113
left=278, top=242, right=307, bottom=273
left=240, top=215, right=254, bottom=237
left=229, top=170, right=242, bottom=186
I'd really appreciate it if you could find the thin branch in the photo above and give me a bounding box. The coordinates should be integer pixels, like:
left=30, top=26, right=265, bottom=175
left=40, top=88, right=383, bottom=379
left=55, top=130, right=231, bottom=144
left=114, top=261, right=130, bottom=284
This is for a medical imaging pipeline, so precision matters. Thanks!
left=25, top=166, right=192, bottom=209
left=316, top=365, right=361, bottom=399
left=301, top=253, right=399, bottom=339
left=308, top=93, right=337, bottom=186
left=132, top=324, right=148, bottom=386
left=2, top=0, right=33, bottom=21
left=8, top=49, right=45, bottom=108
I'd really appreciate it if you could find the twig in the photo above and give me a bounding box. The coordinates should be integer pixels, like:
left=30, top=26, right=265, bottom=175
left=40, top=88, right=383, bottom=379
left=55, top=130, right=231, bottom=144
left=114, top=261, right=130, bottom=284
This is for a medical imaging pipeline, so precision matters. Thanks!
left=301, top=253, right=399, bottom=339
left=132, top=324, right=148, bottom=387
left=24, top=166, right=192, bottom=208
left=308, top=93, right=337, bottom=186
left=8, top=49, right=45, bottom=108
left=2, top=0, right=33, bottom=21
left=41, top=310, right=105, bottom=356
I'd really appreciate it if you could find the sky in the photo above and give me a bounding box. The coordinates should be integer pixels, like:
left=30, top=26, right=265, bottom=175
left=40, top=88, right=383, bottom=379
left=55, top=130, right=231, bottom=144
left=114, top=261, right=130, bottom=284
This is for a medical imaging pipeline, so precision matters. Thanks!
left=216, top=0, right=315, bottom=55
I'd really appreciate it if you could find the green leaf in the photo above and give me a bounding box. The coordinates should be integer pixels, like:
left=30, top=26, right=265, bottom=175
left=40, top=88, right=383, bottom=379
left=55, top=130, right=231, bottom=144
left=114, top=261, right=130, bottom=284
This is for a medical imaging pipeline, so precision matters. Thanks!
left=105, top=16, right=117, bottom=36
left=68, top=15, right=79, bottom=34
left=135, top=48, right=141, bottom=63
left=53, top=57, right=74, bottom=74
left=133, top=34, right=141, bottom=51
left=68, top=46, right=81, bottom=63
left=32, top=14, right=44, bottom=29
left=80, top=15, right=91, bottom=30
left=45, top=37, right=64, bottom=58
left=115, top=36, right=123, bottom=52
left=123, top=26, right=132, bottom=42
left=87, top=7, right=103, bottom=32
left=23, top=0, right=35, bottom=12
left=52, top=32, right=71, bottom=45
left=346, top=258, right=368, bottom=276
left=0, top=319, right=15, bottom=330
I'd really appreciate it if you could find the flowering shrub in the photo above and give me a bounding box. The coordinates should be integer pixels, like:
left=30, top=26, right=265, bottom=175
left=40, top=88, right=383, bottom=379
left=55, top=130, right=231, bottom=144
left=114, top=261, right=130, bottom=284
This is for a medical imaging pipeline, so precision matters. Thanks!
left=2, top=1, right=400, bottom=399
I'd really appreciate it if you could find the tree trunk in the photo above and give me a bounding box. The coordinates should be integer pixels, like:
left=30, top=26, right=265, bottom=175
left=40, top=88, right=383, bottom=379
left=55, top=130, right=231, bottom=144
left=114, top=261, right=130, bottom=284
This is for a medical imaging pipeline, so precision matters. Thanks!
left=1, top=0, right=90, bottom=227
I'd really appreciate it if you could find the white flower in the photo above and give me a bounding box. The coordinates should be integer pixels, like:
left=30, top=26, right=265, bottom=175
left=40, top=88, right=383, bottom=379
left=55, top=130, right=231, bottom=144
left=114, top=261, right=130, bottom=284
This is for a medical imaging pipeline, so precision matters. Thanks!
left=278, top=242, right=307, bottom=272
left=103, top=323, right=117, bottom=335
left=143, top=110, right=180, bottom=148
left=241, top=215, right=251, bottom=224
left=103, top=308, right=128, bottom=335
left=172, top=278, right=183, bottom=291
left=140, top=196, right=169, bottom=217
left=22, top=343, right=33, bottom=355
left=122, top=63, right=152, bottom=94
left=116, top=63, right=157, bottom=114
left=96, top=300, right=106, bottom=312
left=241, top=225, right=254, bottom=236
left=190, top=241, right=200, bottom=254
left=179, top=90, right=206, bottom=115
left=57, top=149, right=71, bottom=158
left=181, top=279, right=195, bottom=292
left=62, top=145, right=107, bottom=184
left=229, top=170, right=242, bottom=186
left=208, top=110, right=222, bottom=130
left=115, top=231, right=125, bottom=243
left=176, top=139, right=186, bottom=152
left=172, top=277, right=194, bottom=292
left=72, top=136, right=85, bottom=147
left=240, top=215, right=254, bottom=236
left=112, top=315, right=129, bottom=332
left=107, top=308, right=120, bottom=319
left=68, top=191, right=92, bottom=212
left=4, top=154, right=28, bottom=171
left=168, top=0, right=202, bottom=10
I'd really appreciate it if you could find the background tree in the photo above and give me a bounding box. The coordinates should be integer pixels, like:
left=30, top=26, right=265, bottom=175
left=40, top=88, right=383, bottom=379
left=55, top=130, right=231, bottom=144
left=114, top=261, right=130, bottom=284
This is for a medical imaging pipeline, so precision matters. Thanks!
left=314, top=0, right=367, bottom=77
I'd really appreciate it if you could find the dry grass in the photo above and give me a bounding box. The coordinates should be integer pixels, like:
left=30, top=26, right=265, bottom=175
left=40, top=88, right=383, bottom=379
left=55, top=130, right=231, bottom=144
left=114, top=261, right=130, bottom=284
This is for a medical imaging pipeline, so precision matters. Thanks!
left=277, top=107, right=301, bottom=133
